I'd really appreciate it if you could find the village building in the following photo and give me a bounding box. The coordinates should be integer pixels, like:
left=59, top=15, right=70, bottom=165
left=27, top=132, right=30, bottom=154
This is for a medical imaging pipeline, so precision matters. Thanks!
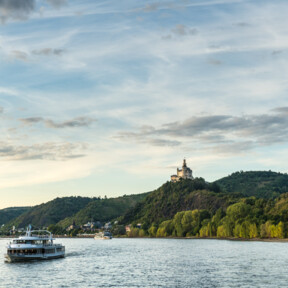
left=171, top=159, right=193, bottom=182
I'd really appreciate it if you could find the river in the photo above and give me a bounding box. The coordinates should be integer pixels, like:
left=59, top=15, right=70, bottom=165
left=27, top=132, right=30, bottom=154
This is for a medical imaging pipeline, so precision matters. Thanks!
left=1, top=238, right=288, bottom=287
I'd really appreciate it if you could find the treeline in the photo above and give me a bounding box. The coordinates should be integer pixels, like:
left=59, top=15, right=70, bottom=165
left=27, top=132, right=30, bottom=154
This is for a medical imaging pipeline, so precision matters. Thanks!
left=127, top=195, right=288, bottom=239
left=1, top=193, right=149, bottom=232
left=216, top=170, right=288, bottom=199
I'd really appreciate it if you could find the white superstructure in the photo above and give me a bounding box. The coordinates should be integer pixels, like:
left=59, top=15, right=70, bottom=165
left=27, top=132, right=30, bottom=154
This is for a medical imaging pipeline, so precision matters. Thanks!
left=4, top=225, right=65, bottom=262
left=94, top=231, right=112, bottom=240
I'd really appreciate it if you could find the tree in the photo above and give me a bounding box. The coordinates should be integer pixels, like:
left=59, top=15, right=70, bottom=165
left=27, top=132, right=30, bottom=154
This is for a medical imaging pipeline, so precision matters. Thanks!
left=218, top=216, right=233, bottom=237
left=233, top=224, right=241, bottom=238
left=200, top=221, right=213, bottom=237
left=173, top=211, right=185, bottom=237
left=239, top=221, right=250, bottom=238
left=249, top=223, right=258, bottom=238
left=277, top=221, right=285, bottom=238
left=226, top=202, right=251, bottom=222
left=148, top=225, right=158, bottom=237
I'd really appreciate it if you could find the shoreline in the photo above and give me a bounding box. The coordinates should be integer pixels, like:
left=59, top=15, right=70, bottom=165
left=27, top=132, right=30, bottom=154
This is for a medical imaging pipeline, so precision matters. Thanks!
left=2, top=235, right=288, bottom=242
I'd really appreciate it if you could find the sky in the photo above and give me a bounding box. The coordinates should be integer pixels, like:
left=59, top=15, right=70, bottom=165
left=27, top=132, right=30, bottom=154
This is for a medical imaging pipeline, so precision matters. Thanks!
left=0, top=0, right=288, bottom=209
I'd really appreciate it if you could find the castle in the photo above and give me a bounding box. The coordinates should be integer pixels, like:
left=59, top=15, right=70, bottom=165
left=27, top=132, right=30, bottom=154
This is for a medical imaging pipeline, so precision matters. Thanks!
left=171, top=159, right=193, bottom=182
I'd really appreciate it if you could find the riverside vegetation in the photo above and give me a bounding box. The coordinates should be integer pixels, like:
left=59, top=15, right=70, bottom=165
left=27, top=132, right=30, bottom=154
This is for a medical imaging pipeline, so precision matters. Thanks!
left=121, top=171, right=288, bottom=239
left=1, top=171, right=288, bottom=240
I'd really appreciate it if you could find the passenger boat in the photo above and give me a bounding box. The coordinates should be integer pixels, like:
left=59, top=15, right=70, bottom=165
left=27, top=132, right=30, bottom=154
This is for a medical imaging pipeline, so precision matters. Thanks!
left=4, top=225, right=65, bottom=262
left=94, top=231, right=112, bottom=240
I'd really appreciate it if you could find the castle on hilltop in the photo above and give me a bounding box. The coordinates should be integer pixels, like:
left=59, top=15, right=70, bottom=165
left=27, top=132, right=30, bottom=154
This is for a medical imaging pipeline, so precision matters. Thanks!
left=171, top=159, right=193, bottom=182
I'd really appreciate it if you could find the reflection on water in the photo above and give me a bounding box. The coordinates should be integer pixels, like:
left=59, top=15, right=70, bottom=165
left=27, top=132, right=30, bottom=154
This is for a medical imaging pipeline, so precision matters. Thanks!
left=1, top=238, right=288, bottom=287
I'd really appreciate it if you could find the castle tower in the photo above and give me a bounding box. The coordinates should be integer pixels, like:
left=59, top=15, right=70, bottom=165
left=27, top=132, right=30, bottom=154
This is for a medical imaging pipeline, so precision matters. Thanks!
left=171, top=159, right=193, bottom=182
left=183, top=159, right=187, bottom=168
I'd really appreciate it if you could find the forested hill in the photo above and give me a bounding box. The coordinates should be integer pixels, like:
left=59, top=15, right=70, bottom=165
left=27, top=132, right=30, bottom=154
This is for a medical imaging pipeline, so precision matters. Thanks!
left=120, top=178, right=239, bottom=227
left=0, top=207, right=31, bottom=226
left=4, top=193, right=150, bottom=229
left=6, top=196, right=94, bottom=228
left=57, top=193, right=150, bottom=228
left=215, top=171, right=288, bottom=199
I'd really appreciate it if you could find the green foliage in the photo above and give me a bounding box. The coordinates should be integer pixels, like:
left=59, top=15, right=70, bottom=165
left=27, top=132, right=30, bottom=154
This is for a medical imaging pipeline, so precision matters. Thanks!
left=148, top=225, right=157, bottom=237
left=47, top=224, right=65, bottom=235
left=121, top=178, right=232, bottom=227
left=216, top=171, right=288, bottom=199
left=58, top=193, right=149, bottom=228
left=156, top=220, right=173, bottom=237
left=128, top=227, right=140, bottom=237
left=0, top=207, right=31, bottom=225
left=150, top=193, right=288, bottom=239
left=4, top=193, right=149, bottom=230
left=111, top=225, right=126, bottom=236
left=7, top=197, right=93, bottom=228
left=226, top=202, right=251, bottom=222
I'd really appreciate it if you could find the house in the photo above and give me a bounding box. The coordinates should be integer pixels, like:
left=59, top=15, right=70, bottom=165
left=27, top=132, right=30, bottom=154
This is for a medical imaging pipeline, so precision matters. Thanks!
left=125, top=225, right=132, bottom=233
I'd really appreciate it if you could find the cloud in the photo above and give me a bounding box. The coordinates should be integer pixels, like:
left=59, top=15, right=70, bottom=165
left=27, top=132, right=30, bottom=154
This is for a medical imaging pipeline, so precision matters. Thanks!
left=20, top=117, right=43, bottom=124
left=11, top=50, right=28, bottom=60
left=20, top=116, right=96, bottom=128
left=46, top=0, right=67, bottom=8
left=0, top=141, right=86, bottom=161
left=0, top=106, right=3, bottom=113
left=271, top=107, right=288, bottom=115
left=0, top=0, right=68, bottom=23
left=32, top=48, right=65, bottom=56
left=116, top=131, right=181, bottom=147
left=272, top=50, right=283, bottom=56
left=9, top=48, right=65, bottom=61
left=116, top=107, right=288, bottom=154
left=171, top=24, right=198, bottom=36
left=0, top=0, right=34, bottom=22
left=233, top=22, right=250, bottom=27
left=140, top=3, right=159, bottom=12
left=207, top=58, right=222, bottom=65
left=45, top=117, right=96, bottom=128
left=162, top=24, right=198, bottom=40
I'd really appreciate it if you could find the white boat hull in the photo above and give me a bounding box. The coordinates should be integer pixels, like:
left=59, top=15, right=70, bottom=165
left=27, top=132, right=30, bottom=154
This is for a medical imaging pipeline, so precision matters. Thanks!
left=5, top=226, right=65, bottom=263
left=5, top=251, right=65, bottom=262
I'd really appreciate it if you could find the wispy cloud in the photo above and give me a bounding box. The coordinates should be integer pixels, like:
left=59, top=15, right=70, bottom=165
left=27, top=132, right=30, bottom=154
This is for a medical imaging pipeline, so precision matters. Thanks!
left=46, top=0, right=67, bottom=9
left=117, top=107, right=288, bottom=154
left=0, top=0, right=68, bottom=23
left=31, top=48, right=65, bottom=56
left=20, top=116, right=96, bottom=128
left=0, top=141, right=86, bottom=161
left=11, top=50, right=28, bottom=60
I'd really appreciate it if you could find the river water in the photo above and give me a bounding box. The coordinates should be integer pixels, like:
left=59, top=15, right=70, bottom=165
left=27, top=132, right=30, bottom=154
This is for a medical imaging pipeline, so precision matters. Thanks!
left=1, top=238, right=288, bottom=287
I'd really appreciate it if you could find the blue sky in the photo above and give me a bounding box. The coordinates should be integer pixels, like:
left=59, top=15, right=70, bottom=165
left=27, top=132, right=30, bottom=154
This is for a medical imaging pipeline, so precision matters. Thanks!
left=0, top=0, right=288, bottom=208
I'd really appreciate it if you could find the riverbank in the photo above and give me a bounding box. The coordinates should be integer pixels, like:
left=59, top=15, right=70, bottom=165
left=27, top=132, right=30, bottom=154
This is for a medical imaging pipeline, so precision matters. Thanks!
left=2, top=235, right=288, bottom=242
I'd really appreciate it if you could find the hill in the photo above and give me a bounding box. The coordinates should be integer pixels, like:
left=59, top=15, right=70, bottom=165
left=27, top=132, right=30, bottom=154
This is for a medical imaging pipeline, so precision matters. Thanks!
left=0, top=207, right=31, bottom=226
left=3, top=193, right=150, bottom=230
left=120, top=178, right=240, bottom=227
left=57, top=193, right=150, bottom=228
left=215, top=171, right=288, bottom=199
left=6, top=196, right=94, bottom=228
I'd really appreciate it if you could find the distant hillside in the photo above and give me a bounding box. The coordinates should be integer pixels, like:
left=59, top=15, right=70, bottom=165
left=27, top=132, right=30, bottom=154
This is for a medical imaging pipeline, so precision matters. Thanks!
left=57, top=193, right=150, bottom=228
left=6, top=196, right=94, bottom=228
left=215, top=171, right=288, bottom=199
left=120, top=178, right=239, bottom=227
left=3, top=193, right=150, bottom=230
left=0, top=207, right=31, bottom=225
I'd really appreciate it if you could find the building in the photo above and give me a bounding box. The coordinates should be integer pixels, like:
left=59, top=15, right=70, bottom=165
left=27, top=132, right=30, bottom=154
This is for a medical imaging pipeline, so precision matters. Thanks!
left=171, top=159, right=193, bottom=182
